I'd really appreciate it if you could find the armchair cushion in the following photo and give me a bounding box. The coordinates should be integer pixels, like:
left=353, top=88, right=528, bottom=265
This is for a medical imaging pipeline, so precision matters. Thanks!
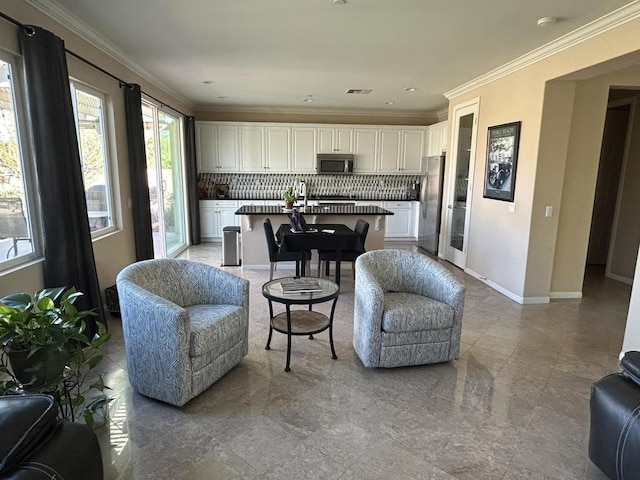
left=382, top=293, right=455, bottom=332
left=187, top=304, right=247, bottom=357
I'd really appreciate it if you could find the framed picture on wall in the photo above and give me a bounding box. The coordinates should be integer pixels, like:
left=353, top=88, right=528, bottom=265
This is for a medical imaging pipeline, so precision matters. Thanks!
left=483, top=121, right=521, bottom=202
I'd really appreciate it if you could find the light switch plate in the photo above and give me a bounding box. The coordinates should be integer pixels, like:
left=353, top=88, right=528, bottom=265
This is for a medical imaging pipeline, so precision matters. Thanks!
left=508, top=202, right=515, bottom=213
left=545, top=206, right=553, bottom=217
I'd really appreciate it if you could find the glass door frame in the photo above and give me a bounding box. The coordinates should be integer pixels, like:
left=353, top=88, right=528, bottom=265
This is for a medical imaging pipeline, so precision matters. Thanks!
left=141, top=97, right=189, bottom=258
left=444, top=98, right=480, bottom=269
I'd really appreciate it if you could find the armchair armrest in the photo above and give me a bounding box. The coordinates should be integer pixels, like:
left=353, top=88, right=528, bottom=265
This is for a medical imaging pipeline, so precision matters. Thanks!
left=353, top=256, right=385, bottom=367
left=116, top=278, right=192, bottom=400
left=622, top=351, right=640, bottom=386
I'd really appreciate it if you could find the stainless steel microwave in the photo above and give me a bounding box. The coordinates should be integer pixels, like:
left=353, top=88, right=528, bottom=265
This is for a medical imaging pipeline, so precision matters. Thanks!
left=316, top=153, right=355, bottom=174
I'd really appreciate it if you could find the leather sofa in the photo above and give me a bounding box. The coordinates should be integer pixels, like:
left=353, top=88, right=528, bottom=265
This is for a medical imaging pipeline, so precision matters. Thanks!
left=0, top=394, right=103, bottom=479
left=589, top=351, right=640, bottom=480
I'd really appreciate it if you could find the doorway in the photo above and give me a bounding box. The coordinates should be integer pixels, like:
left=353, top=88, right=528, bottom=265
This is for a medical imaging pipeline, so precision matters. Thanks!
left=586, top=92, right=638, bottom=285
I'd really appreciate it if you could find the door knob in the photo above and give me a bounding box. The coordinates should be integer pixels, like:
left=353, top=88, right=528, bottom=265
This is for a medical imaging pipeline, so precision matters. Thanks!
left=448, top=205, right=453, bottom=209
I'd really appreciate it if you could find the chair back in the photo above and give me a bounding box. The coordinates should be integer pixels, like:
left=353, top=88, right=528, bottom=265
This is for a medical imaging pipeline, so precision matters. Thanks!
left=263, top=218, right=279, bottom=261
left=355, top=219, right=369, bottom=251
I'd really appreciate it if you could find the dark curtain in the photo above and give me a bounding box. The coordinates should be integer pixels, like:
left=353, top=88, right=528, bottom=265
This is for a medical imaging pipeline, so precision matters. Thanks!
left=185, top=116, right=201, bottom=245
left=19, top=26, right=104, bottom=336
left=122, top=83, right=154, bottom=260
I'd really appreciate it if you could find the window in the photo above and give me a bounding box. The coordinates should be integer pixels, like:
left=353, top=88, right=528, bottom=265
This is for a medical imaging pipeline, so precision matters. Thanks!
left=0, top=56, right=38, bottom=269
left=70, top=82, right=114, bottom=235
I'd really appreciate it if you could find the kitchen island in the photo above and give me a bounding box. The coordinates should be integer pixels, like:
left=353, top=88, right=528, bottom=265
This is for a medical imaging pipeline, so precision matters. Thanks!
left=235, top=204, right=393, bottom=272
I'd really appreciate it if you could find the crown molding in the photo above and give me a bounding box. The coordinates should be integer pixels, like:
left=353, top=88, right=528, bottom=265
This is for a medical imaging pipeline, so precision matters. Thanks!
left=445, top=1, right=640, bottom=100
left=24, top=0, right=194, bottom=108
left=195, top=104, right=440, bottom=120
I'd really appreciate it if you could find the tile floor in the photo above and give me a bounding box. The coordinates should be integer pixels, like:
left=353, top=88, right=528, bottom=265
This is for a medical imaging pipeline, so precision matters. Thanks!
left=95, top=242, right=629, bottom=479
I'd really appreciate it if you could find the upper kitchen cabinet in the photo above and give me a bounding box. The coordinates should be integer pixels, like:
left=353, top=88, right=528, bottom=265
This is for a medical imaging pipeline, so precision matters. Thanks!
left=353, top=128, right=378, bottom=173
left=196, top=123, right=239, bottom=172
left=216, top=125, right=240, bottom=171
left=292, top=127, right=317, bottom=173
left=240, top=125, right=291, bottom=172
left=427, top=121, right=448, bottom=156
left=377, top=129, right=425, bottom=174
left=400, top=129, right=425, bottom=173
left=239, top=125, right=265, bottom=171
left=318, top=127, right=353, bottom=153
left=265, top=126, right=291, bottom=171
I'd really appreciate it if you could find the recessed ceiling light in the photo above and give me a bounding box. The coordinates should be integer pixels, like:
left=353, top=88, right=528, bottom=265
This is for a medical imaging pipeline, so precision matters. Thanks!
left=203, top=80, right=215, bottom=84
left=217, top=96, right=228, bottom=99
left=404, top=87, right=417, bottom=92
left=537, top=17, right=557, bottom=27
left=304, top=98, right=313, bottom=102
left=385, top=101, right=395, bottom=105
left=333, top=0, right=347, bottom=4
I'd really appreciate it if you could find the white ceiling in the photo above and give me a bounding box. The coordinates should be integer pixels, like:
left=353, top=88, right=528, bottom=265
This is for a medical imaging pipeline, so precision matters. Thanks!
left=32, top=0, right=638, bottom=115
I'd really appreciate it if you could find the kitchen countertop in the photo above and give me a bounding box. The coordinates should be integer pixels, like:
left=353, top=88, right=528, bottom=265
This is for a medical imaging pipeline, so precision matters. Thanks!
left=201, top=197, right=416, bottom=202
left=235, top=205, right=393, bottom=215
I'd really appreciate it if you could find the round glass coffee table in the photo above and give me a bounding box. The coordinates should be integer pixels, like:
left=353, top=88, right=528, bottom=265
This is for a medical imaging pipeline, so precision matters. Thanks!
left=262, top=276, right=339, bottom=372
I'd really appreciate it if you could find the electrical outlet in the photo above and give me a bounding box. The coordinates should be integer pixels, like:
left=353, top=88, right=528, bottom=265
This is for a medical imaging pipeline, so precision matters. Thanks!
left=545, top=206, right=553, bottom=217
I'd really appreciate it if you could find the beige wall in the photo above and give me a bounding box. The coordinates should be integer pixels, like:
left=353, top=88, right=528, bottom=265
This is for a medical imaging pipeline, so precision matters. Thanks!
left=552, top=66, right=640, bottom=294
left=446, top=15, right=640, bottom=303
left=0, top=0, right=193, bottom=297
left=195, top=109, right=435, bottom=126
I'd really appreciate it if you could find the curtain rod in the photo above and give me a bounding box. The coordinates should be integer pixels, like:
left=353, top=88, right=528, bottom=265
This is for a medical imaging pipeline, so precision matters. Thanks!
left=0, top=10, right=191, bottom=118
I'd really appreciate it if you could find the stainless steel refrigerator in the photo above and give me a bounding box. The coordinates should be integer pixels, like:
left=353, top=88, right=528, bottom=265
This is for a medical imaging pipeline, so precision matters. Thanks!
left=418, top=154, right=445, bottom=255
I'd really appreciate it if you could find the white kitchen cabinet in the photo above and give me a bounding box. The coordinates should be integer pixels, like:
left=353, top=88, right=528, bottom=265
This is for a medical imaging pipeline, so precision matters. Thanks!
left=200, top=200, right=239, bottom=241
left=427, top=121, right=448, bottom=156
left=353, top=128, right=378, bottom=173
left=378, top=129, right=424, bottom=174
left=292, top=127, right=317, bottom=173
left=239, top=126, right=265, bottom=171
left=401, top=129, right=425, bottom=173
left=318, top=128, right=353, bottom=153
left=383, top=201, right=415, bottom=239
left=195, top=123, right=218, bottom=171
left=377, top=129, right=402, bottom=172
left=266, top=126, right=291, bottom=171
left=216, top=125, right=240, bottom=171
left=196, top=123, right=239, bottom=172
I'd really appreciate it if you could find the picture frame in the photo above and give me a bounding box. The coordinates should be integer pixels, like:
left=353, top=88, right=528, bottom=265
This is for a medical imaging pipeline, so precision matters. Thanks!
left=483, top=121, right=521, bottom=202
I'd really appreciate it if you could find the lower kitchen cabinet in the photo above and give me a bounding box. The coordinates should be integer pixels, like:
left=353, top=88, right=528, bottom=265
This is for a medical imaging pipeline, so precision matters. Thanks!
left=200, top=200, right=239, bottom=241
left=383, top=201, right=416, bottom=240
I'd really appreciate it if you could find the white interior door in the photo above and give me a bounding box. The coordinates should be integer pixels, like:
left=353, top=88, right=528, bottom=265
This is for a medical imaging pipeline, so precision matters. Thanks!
left=445, top=100, right=479, bottom=269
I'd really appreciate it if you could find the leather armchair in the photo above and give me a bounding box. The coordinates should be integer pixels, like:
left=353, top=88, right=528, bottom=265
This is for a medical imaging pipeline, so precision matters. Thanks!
left=116, top=259, right=250, bottom=407
left=353, top=249, right=465, bottom=368
left=0, top=394, right=103, bottom=479
left=589, top=351, right=640, bottom=479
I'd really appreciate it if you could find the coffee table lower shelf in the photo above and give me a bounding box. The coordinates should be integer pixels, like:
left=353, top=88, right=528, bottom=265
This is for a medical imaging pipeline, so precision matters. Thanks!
left=271, top=310, right=330, bottom=335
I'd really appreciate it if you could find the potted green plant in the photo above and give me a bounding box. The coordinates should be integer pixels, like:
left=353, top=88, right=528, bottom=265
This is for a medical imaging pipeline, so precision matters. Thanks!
left=283, top=187, right=297, bottom=209
left=0, top=287, right=111, bottom=426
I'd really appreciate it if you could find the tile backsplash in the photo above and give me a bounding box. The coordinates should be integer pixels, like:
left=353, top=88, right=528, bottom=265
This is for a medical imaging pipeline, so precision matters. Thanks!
left=198, top=173, right=421, bottom=200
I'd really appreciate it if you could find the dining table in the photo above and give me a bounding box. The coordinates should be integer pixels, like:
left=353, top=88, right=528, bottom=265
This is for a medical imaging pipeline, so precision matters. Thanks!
left=275, top=223, right=364, bottom=285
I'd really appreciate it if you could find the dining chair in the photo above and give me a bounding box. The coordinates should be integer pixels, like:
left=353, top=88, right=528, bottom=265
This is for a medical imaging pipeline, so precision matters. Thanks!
left=317, top=218, right=369, bottom=279
left=264, top=218, right=311, bottom=280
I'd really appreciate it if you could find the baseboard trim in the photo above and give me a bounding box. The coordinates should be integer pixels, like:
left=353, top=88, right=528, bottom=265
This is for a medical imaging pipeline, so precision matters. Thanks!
left=464, top=268, right=552, bottom=304
left=605, top=272, right=633, bottom=285
left=550, top=291, right=583, bottom=299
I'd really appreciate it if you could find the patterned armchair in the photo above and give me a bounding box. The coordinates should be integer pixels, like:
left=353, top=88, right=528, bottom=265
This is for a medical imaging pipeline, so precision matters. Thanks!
left=353, top=250, right=465, bottom=368
left=116, top=259, right=249, bottom=406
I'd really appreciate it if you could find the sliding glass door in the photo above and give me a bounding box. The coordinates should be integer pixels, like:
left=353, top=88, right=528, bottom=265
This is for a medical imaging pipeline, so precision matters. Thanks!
left=142, top=100, right=187, bottom=258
